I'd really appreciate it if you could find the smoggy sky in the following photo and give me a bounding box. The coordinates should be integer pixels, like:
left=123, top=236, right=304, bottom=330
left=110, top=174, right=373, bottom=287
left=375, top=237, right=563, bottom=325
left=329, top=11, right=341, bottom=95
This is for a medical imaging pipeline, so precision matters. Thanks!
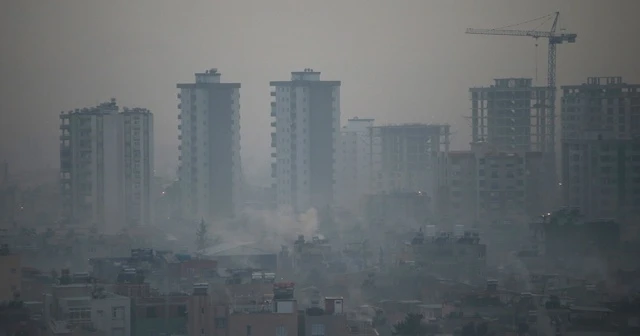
left=1, top=0, right=639, bottom=184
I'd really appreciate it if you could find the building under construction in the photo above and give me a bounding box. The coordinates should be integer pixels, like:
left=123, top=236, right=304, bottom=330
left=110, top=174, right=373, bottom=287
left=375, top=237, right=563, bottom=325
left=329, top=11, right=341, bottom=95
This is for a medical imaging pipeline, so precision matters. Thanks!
left=560, top=77, right=640, bottom=232
left=369, top=124, right=450, bottom=194
left=470, top=78, right=554, bottom=153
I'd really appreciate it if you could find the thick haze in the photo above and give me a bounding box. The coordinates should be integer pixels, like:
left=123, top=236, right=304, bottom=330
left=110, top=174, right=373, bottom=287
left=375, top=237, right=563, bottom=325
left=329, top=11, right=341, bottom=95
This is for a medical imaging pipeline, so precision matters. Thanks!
left=1, top=0, right=639, bottom=184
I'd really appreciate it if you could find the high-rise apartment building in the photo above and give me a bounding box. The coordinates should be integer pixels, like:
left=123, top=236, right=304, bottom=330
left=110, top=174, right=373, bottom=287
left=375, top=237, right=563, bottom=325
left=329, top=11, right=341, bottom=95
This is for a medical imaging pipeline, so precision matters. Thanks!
left=270, top=69, right=340, bottom=213
left=177, top=69, right=242, bottom=222
left=561, top=77, right=640, bottom=229
left=59, top=99, right=154, bottom=232
left=469, top=78, right=558, bottom=215
left=335, top=117, right=374, bottom=211
left=445, top=143, right=545, bottom=227
left=121, top=109, right=154, bottom=227
left=470, top=78, right=554, bottom=153
left=369, top=124, right=450, bottom=199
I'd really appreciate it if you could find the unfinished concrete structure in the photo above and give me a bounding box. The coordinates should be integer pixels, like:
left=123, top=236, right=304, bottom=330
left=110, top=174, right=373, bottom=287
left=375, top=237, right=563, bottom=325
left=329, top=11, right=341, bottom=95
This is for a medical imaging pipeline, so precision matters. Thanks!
left=470, top=78, right=554, bottom=153
left=560, top=77, right=640, bottom=237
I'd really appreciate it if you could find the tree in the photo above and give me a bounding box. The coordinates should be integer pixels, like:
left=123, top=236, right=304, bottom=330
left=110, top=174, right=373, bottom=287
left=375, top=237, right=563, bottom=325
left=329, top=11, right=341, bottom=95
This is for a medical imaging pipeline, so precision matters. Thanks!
left=517, top=322, right=529, bottom=336
left=461, top=322, right=490, bottom=336
left=195, top=219, right=210, bottom=251
left=392, top=313, right=435, bottom=336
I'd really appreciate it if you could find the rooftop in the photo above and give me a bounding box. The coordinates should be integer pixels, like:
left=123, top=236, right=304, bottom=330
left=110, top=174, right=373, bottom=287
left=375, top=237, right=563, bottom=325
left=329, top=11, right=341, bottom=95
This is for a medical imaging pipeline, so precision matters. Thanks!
left=199, top=242, right=274, bottom=256
left=570, top=305, right=613, bottom=313
left=372, top=123, right=450, bottom=130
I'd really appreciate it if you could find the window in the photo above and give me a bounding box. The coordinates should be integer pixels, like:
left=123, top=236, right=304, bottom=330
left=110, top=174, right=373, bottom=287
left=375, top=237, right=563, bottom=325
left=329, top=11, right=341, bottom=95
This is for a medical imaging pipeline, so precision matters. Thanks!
left=112, top=307, right=125, bottom=320
left=146, top=307, right=157, bottom=318
left=311, top=324, right=325, bottom=336
left=215, top=318, right=227, bottom=329
left=68, top=308, right=91, bottom=321
left=276, top=326, right=287, bottom=336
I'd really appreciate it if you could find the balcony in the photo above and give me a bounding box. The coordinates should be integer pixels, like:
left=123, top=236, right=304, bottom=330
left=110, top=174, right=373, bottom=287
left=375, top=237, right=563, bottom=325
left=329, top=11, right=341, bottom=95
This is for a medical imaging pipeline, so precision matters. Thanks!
left=231, top=304, right=273, bottom=314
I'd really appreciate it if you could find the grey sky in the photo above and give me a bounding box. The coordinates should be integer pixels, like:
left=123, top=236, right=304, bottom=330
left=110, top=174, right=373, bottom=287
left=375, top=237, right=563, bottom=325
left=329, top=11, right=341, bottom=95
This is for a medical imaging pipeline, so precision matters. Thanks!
left=1, top=0, right=638, bottom=184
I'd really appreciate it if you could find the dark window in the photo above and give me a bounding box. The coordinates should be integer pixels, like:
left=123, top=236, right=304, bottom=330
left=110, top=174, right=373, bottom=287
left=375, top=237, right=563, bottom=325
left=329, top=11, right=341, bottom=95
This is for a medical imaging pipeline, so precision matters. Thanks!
left=146, top=307, right=157, bottom=318
left=215, top=318, right=227, bottom=329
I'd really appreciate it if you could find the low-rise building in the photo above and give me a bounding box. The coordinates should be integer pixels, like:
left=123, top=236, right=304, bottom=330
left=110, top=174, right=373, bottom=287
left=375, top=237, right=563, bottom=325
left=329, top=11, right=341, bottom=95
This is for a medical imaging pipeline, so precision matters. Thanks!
left=188, top=282, right=350, bottom=336
left=44, top=284, right=130, bottom=336
left=406, top=230, right=487, bottom=285
left=131, top=295, right=188, bottom=336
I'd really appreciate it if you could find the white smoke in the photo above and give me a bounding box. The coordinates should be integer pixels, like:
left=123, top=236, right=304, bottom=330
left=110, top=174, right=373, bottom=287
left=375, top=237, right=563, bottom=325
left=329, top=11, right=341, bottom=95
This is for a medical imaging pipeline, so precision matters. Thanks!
left=210, top=206, right=320, bottom=251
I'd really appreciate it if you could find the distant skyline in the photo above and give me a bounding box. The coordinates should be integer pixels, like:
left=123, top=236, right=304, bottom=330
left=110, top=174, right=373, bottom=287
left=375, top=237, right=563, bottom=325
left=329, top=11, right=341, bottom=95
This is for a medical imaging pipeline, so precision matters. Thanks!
left=1, top=0, right=639, bottom=185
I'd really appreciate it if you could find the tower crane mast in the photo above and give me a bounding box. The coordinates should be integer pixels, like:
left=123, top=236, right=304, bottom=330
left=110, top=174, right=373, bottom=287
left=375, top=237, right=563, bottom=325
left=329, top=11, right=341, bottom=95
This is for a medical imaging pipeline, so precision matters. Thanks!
left=466, top=12, right=577, bottom=126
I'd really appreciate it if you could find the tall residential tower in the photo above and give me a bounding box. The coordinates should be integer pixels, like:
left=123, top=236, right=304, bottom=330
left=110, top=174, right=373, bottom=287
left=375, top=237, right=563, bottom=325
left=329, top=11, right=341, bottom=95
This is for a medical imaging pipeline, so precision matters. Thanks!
left=177, top=69, right=242, bottom=222
left=59, top=99, right=154, bottom=232
left=335, top=117, right=375, bottom=212
left=270, top=69, right=340, bottom=213
left=469, top=78, right=558, bottom=214
left=561, top=77, right=640, bottom=231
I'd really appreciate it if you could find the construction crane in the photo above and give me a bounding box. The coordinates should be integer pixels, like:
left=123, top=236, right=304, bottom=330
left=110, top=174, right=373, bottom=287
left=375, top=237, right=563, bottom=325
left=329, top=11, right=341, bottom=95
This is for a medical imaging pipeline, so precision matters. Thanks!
left=466, top=12, right=577, bottom=119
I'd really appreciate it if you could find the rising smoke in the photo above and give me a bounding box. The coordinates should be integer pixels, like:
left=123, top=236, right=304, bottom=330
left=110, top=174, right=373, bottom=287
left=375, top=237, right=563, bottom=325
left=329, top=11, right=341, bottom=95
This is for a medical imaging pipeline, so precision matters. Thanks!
left=208, top=206, right=320, bottom=251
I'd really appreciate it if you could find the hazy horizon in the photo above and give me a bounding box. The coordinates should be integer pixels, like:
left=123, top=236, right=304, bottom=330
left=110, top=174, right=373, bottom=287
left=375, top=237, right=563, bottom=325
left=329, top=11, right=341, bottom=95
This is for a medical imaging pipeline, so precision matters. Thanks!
left=1, top=0, right=639, bottom=185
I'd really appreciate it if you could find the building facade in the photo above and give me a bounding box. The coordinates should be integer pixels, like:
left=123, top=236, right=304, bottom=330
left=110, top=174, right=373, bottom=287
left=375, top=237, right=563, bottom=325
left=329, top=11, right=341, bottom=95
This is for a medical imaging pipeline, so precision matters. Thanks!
left=44, top=284, right=131, bottom=336
left=469, top=78, right=557, bottom=202
left=367, top=124, right=450, bottom=220
left=469, top=78, right=554, bottom=153
left=444, top=142, right=547, bottom=227
left=270, top=69, right=341, bottom=213
left=561, top=77, right=640, bottom=234
left=187, top=283, right=349, bottom=336
left=335, top=117, right=375, bottom=211
left=177, top=69, right=242, bottom=222
left=59, top=99, right=154, bottom=232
